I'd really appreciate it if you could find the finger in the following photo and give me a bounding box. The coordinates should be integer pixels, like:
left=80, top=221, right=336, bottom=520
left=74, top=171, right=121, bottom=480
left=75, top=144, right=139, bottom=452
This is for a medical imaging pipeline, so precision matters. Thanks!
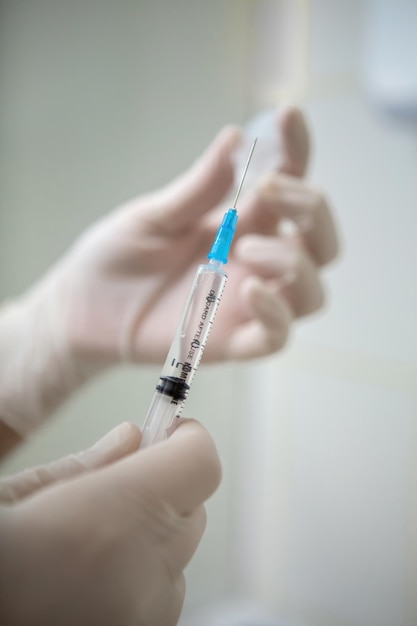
left=143, top=126, right=242, bottom=234
left=226, top=276, right=293, bottom=359
left=108, top=418, right=222, bottom=516
left=237, top=175, right=339, bottom=266
left=278, top=105, right=310, bottom=177
left=0, top=422, right=141, bottom=503
left=235, top=235, right=325, bottom=317
left=264, top=176, right=339, bottom=266
left=280, top=248, right=326, bottom=318
left=234, top=234, right=296, bottom=283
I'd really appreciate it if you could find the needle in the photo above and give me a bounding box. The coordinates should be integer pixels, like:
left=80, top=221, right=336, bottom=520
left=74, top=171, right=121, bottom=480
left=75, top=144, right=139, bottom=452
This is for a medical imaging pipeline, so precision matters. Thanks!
left=232, top=137, right=258, bottom=208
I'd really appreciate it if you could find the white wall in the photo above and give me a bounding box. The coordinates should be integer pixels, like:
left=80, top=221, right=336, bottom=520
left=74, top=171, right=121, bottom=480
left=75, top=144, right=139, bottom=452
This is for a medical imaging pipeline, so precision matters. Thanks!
left=230, top=2, right=417, bottom=626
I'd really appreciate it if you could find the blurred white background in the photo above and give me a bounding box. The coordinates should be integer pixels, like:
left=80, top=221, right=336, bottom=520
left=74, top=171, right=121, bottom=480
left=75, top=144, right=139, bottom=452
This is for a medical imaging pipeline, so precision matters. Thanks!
left=1, top=1, right=416, bottom=625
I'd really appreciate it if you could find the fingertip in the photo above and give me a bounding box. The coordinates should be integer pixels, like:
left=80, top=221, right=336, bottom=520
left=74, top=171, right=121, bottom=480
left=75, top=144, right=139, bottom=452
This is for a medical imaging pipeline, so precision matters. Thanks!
left=171, top=416, right=207, bottom=436
left=171, top=416, right=215, bottom=449
left=238, top=273, right=266, bottom=303
left=239, top=275, right=277, bottom=318
left=226, top=275, right=293, bottom=360
left=154, top=125, right=244, bottom=229
left=171, top=418, right=222, bottom=495
left=234, top=233, right=270, bottom=262
left=279, top=105, right=308, bottom=139
left=121, top=422, right=143, bottom=451
left=217, top=124, right=244, bottom=153
left=90, top=422, right=142, bottom=456
left=207, top=124, right=243, bottom=177
left=279, top=105, right=310, bottom=177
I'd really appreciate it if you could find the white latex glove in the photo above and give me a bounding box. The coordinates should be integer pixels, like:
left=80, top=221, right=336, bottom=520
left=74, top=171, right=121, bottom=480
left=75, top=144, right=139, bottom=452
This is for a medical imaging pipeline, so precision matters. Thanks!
left=0, top=106, right=338, bottom=436
left=0, top=419, right=221, bottom=626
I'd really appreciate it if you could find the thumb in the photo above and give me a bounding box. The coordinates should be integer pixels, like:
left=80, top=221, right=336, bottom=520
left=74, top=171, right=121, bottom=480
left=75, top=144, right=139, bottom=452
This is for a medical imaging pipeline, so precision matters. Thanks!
left=105, top=418, right=222, bottom=517
left=146, top=126, right=242, bottom=232
left=278, top=105, right=310, bottom=178
left=0, top=422, right=141, bottom=503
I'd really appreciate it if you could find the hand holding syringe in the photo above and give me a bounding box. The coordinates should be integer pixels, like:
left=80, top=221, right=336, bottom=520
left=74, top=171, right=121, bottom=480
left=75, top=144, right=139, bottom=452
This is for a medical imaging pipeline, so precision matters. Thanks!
left=141, top=139, right=257, bottom=447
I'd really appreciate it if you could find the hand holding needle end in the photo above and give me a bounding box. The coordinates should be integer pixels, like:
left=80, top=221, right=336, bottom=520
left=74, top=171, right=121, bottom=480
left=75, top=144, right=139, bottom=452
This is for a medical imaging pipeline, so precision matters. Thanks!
left=140, top=138, right=257, bottom=447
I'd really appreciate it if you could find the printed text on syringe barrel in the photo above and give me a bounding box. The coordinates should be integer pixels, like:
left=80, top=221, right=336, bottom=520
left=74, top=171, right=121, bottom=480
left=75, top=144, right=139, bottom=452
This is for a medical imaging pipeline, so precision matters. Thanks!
left=155, top=264, right=227, bottom=412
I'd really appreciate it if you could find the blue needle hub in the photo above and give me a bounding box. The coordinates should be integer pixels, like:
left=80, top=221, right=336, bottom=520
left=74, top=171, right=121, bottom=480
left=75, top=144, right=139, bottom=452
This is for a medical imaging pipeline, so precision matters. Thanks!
left=207, top=208, right=238, bottom=264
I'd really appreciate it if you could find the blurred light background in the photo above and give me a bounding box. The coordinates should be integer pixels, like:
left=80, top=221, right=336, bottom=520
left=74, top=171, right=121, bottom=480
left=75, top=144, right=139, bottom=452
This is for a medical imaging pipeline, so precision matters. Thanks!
left=1, top=1, right=417, bottom=625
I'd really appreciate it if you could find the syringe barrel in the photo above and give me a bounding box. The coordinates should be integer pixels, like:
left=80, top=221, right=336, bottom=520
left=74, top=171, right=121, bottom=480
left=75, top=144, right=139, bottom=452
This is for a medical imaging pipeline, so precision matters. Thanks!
left=141, top=261, right=227, bottom=447
left=140, top=392, right=181, bottom=448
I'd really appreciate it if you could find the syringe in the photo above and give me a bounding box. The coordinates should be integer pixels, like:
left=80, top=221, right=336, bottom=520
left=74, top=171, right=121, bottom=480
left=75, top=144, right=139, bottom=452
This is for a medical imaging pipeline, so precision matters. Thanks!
left=140, top=138, right=257, bottom=447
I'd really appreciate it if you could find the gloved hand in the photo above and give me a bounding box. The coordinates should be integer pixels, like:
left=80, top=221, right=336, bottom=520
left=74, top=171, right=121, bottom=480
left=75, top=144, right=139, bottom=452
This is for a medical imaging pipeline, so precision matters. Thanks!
left=0, top=106, right=338, bottom=435
left=0, top=419, right=221, bottom=626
